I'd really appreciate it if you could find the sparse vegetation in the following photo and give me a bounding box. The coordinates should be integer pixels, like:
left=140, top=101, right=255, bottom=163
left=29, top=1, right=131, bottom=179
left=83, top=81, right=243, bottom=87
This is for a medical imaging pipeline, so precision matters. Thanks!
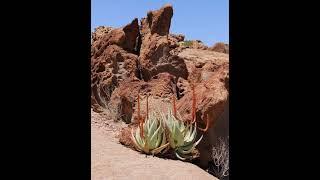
left=163, top=107, right=203, bottom=160
left=131, top=110, right=170, bottom=155
left=108, top=103, right=123, bottom=122
left=96, top=84, right=123, bottom=122
left=130, top=92, right=208, bottom=160
left=209, top=137, right=229, bottom=179
left=131, top=94, right=169, bottom=155
left=180, top=40, right=194, bottom=47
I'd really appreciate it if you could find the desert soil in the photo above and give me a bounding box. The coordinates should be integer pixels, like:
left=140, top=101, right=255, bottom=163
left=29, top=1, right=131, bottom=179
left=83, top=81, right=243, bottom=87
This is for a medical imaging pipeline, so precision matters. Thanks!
left=91, top=109, right=218, bottom=180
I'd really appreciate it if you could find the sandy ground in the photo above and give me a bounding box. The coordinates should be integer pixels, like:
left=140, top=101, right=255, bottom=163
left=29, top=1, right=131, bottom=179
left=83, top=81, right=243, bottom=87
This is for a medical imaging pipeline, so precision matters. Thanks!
left=91, top=109, right=218, bottom=180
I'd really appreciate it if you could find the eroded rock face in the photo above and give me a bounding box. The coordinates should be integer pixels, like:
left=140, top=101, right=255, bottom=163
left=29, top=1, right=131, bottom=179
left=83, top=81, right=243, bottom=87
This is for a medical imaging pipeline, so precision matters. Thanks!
left=92, top=26, right=113, bottom=42
left=177, top=48, right=229, bottom=83
left=91, top=19, right=140, bottom=110
left=110, top=72, right=177, bottom=123
left=197, top=98, right=229, bottom=169
left=141, top=4, right=173, bottom=36
left=91, top=45, right=139, bottom=109
left=177, top=64, right=228, bottom=126
left=168, top=34, right=185, bottom=49
left=138, top=4, right=189, bottom=81
left=122, top=18, right=140, bottom=53
left=174, top=49, right=229, bottom=168
left=176, top=64, right=229, bottom=168
left=170, top=34, right=185, bottom=42
left=91, top=18, right=139, bottom=59
left=177, top=77, right=190, bottom=99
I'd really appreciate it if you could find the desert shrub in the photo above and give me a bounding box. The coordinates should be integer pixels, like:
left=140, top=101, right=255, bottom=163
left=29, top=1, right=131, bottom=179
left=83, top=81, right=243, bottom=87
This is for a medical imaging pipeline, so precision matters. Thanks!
left=95, top=84, right=123, bottom=121
left=209, top=136, right=229, bottom=179
left=180, top=40, right=193, bottom=47
left=107, top=103, right=123, bottom=122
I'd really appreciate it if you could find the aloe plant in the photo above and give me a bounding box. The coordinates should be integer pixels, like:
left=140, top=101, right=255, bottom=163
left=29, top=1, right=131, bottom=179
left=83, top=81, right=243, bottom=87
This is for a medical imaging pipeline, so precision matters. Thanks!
left=130, top=93, right=205, bottom=160
left=131, top=111, right=169, bottom=155
left=164, top=108, right=203, bottom=160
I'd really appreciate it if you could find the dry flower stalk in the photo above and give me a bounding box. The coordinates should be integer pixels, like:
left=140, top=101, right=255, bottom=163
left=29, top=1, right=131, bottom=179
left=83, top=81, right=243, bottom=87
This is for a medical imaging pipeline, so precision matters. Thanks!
left=191, top=84, right=196, bottom=123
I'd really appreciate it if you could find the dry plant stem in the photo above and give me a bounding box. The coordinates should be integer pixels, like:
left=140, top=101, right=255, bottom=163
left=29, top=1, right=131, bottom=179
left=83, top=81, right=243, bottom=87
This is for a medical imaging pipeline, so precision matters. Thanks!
left=198, top=114, right=209, bottom=132
left=211, top=137, right=229, bottom=178
left=191, top=84, right=196, bottom=123
left=172, top=95, right=177, bottom=119
left=138, top=93, right=141, bottom=121
left=137, top=93, right=144, bottom=138
left=146, top=94, right=149, bottom=120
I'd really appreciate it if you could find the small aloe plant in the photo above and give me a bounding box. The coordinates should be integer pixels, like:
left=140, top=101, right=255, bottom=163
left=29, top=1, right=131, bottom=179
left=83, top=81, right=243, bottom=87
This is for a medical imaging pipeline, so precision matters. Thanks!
left=130, top=89, right=210, bottom=160
left=131, top=94, right=169, bottom=155
left=163, top=107, right=203, bottom=160
left=131, top=111, right=169, bottom=155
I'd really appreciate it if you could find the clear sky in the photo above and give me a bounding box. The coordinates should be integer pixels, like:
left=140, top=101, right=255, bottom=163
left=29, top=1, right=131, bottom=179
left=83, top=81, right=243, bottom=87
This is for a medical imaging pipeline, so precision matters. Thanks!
left=91, top=0, right=228, bottom=46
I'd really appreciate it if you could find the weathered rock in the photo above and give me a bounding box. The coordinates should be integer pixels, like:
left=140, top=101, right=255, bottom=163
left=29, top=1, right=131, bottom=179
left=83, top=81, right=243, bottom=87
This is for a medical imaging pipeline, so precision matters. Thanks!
left=139, top=35, right=171, bottom=71
left=210, top=42, right=229, bottom=54
left=191, top=40, right=209, bottom=50
left=139, top=34, right=189, bottom=81
left=176, top=64, right=229, bottom=168
left=91, top=45, right=139, bottom=109
left=92, top=26, right=113, bottom=42
left=169, top=46, right=186, bottom=56
left=110, top=72, right=177, bottom=123
left=168, top=34, right=185, bottom=49
left=175, top=49, right=229, bottom=169
left=139, top=4, right=189, bottom=81
left=92, top=18, right=140, bottom=59
left=92, top=29, right=125, bottom=59
left=197, top=98, right=229, bottom=170
left=176, top=77, right=190, bottom=99
left=179, top=40, right=209, bottom=50
left=91, top=18, right=140, bottom=111
left=178, top=48, right=228, bottom=83
left=119, top=126, right=135, bottom=148
left=177, top=64, right=228, bottom=125
left=122, top=18, right=140, bottom=53
left=170, top=34, right=185, bottom=42
left=141, top=4, right=173, bottom=36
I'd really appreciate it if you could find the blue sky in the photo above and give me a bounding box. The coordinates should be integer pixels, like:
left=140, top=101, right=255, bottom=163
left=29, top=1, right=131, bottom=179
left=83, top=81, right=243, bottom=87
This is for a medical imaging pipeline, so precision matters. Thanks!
left=91, top=0, right=228, bottom=46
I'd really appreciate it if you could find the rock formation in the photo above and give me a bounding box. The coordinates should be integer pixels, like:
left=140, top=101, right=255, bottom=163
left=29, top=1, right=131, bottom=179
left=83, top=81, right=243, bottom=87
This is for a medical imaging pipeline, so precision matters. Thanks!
left=210, top=42, right=229, bottom=54
left=138, top=4, right=189, bottom=81
left=91, top=19, right=140, bottom=111
left=91, top=4, right=229, bottom=170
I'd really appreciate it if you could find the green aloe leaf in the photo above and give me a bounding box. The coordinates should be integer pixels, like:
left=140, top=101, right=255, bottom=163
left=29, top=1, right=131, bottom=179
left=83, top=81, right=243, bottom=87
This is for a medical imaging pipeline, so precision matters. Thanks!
left=131, top=128, right=143, bottom=151
left=175, top=151, right=188, bottom=160
left=150, top=122, right=162, bottom=148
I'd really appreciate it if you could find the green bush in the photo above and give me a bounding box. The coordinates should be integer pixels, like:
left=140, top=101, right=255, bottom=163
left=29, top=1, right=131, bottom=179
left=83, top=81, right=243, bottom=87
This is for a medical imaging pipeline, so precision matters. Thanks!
left=180, top=40, right=193, bottom=47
